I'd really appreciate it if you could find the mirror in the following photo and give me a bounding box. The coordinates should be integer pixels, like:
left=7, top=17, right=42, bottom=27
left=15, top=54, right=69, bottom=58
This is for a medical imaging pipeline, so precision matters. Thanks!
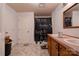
left=63, top=3, right=79, bottom=28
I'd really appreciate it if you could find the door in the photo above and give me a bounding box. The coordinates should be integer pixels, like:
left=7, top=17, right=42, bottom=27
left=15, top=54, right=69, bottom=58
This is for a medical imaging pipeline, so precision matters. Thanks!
left=18, top=13, right=34, bottom=44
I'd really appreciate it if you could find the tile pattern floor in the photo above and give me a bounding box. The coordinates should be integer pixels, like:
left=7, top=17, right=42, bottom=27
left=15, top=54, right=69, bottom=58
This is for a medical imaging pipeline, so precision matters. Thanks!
left=10, top=43, right=49, bottom=56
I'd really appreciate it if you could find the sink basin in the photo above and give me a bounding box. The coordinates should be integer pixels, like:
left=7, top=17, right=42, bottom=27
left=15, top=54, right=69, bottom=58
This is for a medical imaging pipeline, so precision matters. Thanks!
left=64, top=39, right=79, bottom=46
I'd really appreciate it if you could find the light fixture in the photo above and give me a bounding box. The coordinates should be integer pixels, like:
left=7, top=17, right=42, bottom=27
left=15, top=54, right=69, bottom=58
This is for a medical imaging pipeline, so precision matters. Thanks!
left=39, top=3, right=46, bottom=8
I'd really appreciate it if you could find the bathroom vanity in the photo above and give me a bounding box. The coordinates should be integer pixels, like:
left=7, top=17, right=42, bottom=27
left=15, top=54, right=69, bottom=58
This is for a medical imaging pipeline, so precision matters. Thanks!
left=48, top=34, right=79, bottom=56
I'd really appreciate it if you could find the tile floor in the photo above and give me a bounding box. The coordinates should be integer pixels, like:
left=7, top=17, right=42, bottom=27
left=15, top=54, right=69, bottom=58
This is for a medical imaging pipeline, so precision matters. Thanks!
left=10, top=43, right=49, bottom=56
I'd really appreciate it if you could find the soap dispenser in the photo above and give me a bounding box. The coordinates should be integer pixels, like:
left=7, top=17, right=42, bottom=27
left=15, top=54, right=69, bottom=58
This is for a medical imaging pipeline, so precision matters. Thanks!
left=58, top=32, right=63, bottom=38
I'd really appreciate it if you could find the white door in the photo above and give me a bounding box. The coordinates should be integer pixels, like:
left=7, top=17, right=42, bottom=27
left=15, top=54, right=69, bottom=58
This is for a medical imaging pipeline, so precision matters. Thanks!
left=18, top=12, right=35, bottom=44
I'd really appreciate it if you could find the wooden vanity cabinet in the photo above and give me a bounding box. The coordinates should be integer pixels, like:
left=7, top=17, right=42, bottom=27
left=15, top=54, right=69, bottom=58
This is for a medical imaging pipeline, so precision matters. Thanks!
left=65, top=49, right=78, bottom=56
left=51, top=38, right=58, bottom=56
left=58, top=44, right=74, bottom=56
left=58, top=44, right=67, bottom=56
left=48, top=36, right=52, bottom=55
left=58, top=43, right=78, bottom=56
left=48, top=36, right=78, bottom=56
left=48, top=36, right=58, bottom=56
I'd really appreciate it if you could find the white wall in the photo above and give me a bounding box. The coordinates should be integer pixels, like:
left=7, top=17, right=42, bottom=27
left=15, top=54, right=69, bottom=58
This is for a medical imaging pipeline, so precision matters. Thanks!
left=0, top=4, right=5, bottom=56
left=18, top=12, right=35, bottom=44
left=63, top=29, right=79, bottom=37
left=1, top=4, right=18, bottom=46
left=0, top=3, right=19, bottom=56
left=52, top=4, right=63, bottom=34
left=52, top=4, right=79, bottom=37
left=0, top=4, right=35, bottom=55
left=0, top=4, right=4, bottom=32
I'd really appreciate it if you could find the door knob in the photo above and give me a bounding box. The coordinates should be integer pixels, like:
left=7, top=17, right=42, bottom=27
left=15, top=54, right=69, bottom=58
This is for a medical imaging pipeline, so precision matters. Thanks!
left=27, top=31, right=30, bottom=33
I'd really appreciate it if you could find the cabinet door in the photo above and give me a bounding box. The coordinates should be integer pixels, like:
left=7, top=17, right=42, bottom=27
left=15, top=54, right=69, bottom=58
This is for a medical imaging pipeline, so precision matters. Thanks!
left=59, top=44, right=67, bottom=56
left=59, top=44, right=78, bottom=56
left=51, top=39, right=58, bottom=56
left=48, top=36, right=52, bottom=55
left=65, top=49, right=78, bottom=56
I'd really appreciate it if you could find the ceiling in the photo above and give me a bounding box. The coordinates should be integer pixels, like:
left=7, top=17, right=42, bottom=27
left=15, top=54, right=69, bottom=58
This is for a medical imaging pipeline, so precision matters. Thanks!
left=7, top=3, right=59, bottom=16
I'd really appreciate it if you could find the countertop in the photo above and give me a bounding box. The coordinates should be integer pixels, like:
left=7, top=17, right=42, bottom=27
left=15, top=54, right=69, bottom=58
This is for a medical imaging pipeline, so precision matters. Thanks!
left=48, top=34, right=79, bottom=55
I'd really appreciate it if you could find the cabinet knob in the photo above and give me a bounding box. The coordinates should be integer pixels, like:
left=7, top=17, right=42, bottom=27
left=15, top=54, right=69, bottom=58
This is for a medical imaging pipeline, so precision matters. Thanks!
left=56, top=44, right=58, bottom=49
left=59, top=45, right=62, bottom=49
left=27, top=31, right=30, bottom=33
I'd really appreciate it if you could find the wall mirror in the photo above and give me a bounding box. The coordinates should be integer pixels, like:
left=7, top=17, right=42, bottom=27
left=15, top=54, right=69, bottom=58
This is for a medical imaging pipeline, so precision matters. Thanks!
left=63, top=3, right=79, bottom=28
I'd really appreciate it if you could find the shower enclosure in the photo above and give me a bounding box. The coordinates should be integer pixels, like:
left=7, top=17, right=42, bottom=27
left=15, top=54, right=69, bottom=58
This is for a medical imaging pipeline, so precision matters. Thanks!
left=34, top=17, right=52, bottom=45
